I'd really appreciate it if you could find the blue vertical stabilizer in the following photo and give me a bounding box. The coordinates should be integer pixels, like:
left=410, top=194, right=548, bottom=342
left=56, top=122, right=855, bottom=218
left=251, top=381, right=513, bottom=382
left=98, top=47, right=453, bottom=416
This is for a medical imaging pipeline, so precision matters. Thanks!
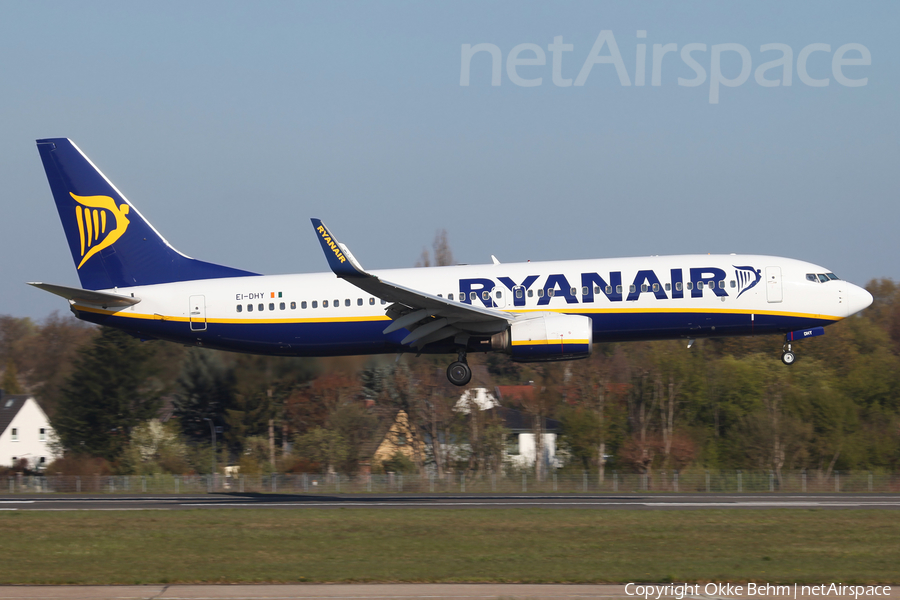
left=36, top=138, right=258, bottom=290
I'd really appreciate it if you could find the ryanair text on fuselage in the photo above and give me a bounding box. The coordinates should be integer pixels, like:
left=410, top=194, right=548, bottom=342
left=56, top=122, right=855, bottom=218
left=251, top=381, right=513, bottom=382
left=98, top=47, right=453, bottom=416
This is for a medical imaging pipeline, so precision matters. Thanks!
left=460, top=265, right=762, bottom=308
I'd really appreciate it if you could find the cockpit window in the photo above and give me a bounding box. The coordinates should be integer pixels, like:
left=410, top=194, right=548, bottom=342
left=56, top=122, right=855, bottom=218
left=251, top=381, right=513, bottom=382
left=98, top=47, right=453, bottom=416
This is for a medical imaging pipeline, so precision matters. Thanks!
left=817, top=274, right=830, bottom=283
left=826, top=273, right=840, bottom=280
left=806, top=274, right=818, bottom=282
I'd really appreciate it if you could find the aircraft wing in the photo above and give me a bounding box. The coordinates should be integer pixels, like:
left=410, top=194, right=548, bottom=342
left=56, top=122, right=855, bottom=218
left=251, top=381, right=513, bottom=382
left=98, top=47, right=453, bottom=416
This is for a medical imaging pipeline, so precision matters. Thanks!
left=311, top=219, right=513, bottom=349
left=28, top=282, right=141, bottom=308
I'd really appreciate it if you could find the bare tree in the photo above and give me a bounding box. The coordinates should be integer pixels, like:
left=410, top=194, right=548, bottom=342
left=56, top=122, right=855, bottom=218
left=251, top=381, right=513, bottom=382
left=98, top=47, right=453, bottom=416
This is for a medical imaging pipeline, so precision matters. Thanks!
left=414, top=229, right=454, bottom=268
left=432, top=229, right=454, bottom=266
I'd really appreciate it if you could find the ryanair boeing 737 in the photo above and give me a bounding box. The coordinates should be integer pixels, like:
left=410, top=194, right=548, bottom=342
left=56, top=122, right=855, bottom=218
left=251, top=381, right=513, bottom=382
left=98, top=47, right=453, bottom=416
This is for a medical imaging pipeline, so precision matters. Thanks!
left=30, top=138, right=873, bottom=386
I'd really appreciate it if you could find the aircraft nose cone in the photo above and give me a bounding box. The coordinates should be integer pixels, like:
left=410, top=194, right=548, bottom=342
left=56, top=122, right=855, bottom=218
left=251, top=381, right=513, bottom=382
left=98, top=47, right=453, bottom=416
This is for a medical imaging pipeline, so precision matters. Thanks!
left=845, top=284, right=874, bottom=317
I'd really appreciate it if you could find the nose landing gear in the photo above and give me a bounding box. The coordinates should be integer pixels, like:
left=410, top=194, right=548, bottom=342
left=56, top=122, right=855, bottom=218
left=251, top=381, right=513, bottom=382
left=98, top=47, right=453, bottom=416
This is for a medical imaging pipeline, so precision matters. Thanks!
left=781, top=342, right=796, bottom=365
left=447, top=349, right=471, bottom=386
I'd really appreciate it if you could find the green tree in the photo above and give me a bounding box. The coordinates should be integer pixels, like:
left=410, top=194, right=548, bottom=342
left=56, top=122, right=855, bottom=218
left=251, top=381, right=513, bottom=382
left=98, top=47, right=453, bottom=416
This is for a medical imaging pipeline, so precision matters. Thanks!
left=172, top=350, right=236, bottom=443
left=1, top=359, right=23, bottom=394
left=53, top=327, right=162, bottom=460
left=120, top=419, right=191, bottom=475
left=558, top=406, right=602, bottom=470
left=327, top=401, right=376, bottom=473
left=294, top=427, right=350, bottom=473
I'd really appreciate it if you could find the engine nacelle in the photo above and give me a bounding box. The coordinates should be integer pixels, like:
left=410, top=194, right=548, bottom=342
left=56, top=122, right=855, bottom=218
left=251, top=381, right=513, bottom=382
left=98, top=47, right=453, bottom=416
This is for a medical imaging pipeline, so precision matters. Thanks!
left=490, top=313, right=593, bottom=362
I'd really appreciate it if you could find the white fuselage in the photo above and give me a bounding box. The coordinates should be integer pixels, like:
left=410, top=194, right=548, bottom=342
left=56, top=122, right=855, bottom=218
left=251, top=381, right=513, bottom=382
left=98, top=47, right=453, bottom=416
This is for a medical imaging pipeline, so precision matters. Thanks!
left=70, top=254, right=871, bottom=357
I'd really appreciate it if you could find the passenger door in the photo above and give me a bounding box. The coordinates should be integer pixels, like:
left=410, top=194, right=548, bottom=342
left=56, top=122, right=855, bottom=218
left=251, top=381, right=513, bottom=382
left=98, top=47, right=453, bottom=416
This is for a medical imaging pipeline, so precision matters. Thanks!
left=189, top=295, right=207, bottom=331
left=765, top=267, right=783, bottom=303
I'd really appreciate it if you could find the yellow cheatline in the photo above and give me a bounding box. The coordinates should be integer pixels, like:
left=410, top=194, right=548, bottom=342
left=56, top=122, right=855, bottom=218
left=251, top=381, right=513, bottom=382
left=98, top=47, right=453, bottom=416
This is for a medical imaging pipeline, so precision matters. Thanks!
left=511, top=339, right=591, bottom=346
left=74, top=305, right=836, bottom=326
left=507, top=306, right=840, bottom=321
left=74, top=305, right=391, bottom=325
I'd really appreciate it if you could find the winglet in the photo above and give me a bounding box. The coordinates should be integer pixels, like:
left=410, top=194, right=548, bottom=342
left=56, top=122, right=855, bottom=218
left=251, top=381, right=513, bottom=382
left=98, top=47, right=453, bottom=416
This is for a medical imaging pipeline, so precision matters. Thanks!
left=310, top=218, right=367, bottom=278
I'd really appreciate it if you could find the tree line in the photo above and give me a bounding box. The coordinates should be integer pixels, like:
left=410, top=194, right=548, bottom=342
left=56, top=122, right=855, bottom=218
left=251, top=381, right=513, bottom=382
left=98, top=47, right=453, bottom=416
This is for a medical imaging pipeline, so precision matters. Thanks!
left=1, top=277, right=898, bottom=480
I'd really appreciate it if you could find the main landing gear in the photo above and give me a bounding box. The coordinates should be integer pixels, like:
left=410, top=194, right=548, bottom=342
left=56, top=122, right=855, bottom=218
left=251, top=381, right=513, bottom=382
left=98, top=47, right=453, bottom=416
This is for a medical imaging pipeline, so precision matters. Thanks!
left=781, top=342, right=796, bottom=365
left=447, top=349, right=472, bottom=386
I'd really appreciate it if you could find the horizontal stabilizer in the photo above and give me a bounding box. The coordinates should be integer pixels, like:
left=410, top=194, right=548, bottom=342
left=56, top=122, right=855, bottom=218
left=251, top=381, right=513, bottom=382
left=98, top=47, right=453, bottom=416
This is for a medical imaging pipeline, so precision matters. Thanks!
left=27, top=282, right=141, bottom=308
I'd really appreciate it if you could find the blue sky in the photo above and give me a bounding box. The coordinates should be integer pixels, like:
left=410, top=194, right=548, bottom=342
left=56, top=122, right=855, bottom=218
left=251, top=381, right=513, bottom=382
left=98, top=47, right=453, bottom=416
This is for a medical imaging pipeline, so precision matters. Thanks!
left=2, top=1, right=897, bottom=320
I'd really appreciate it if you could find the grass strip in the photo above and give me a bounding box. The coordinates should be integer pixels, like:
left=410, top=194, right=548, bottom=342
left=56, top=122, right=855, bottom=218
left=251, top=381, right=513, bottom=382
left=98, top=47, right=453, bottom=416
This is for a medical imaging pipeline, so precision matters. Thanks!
left=0, top=508, right=897, bottom=584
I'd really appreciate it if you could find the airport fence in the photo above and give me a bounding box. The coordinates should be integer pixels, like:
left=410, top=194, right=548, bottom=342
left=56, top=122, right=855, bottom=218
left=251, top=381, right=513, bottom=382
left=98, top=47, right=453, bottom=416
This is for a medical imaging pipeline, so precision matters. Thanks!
left=4, top=469, right=900, bottom=494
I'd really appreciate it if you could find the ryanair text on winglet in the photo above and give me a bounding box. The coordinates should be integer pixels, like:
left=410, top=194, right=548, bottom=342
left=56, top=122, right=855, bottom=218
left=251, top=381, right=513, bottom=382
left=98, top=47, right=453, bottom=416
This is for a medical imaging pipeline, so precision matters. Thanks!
left=317, top=225, right=347, bottom=264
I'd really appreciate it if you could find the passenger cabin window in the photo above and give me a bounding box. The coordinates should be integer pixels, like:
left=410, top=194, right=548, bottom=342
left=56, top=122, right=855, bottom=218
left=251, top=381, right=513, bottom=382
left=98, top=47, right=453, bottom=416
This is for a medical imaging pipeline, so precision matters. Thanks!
left=629, top=285, right=636, bottom=293
left=570, top=287, right=577, bottom=296
left=515, top=289, right=523, bottom=299
left=269, top=303, right=275, bottom=311
left=495, top=291, right=502, bottom=299
left=616, top=285, right=623, bottom=294
left=548, top=289, right=555, bottom=297
left=676, top=282, right=683, bottom=291
left=357, top=298, right=363, bottom=306
left=686, top=282, right=693, bottom=291
left=470, top=292, right=477, bottom=301
left=301, top=301, right=307, bottom=309
left=730, top=280, right=736, bottom=288
left=605, top=285, right=612, bottom=294
left=537, top=289, right=544, bottom=297
left=482, top=291, right=490, bottom=300
left=381, top=299, right=387, bottom=305
left=719, top=281, right=725, bottom=289
left=582, top=286, right=588, bottom=296
left=528, top=289, right=534, bottom=297
left=279, top=302, right=285, bottom=310
left=236, top=305, right=242, bottom=313
left=369, top=297, right=375, bottom=305
left=292, top=302, right=297, bottom=309
left=258, top=303, right=264, bottom=311
left=641, top=284, right=649, bottom=292
left=447, top=294, right=453, bottom=301
left=665, top=283, right=671, bottom=291
left=247, top=304, right=253, bottom=312
left=334, top=299, right=339, bottom=307
left=652, top=283, right=659, bottom=292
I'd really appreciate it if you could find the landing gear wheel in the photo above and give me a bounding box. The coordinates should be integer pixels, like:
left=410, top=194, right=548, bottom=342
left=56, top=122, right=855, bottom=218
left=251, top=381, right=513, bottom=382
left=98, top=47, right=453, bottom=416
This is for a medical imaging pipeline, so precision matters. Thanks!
left=447, top=361, right=472, bottom=386
left=781, top=351, right=796, bottom=365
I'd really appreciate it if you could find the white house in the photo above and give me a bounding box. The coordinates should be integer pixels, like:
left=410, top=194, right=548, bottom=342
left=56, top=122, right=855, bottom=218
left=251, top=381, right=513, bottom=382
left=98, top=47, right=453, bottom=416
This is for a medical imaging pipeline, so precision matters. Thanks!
left=0, top=395, right=60, bottom=469
left=453, top=387, right=561, bottom=470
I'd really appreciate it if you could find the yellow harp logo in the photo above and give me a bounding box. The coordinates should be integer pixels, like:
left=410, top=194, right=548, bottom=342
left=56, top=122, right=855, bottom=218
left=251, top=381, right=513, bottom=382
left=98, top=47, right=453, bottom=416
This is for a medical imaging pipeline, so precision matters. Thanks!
left=71, top=193, right=131, bottom=269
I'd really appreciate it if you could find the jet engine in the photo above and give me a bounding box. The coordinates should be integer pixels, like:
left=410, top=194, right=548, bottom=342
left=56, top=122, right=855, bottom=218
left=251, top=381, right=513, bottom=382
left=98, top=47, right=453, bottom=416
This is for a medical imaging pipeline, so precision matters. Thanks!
left=490, top=313, right=593, bottom=362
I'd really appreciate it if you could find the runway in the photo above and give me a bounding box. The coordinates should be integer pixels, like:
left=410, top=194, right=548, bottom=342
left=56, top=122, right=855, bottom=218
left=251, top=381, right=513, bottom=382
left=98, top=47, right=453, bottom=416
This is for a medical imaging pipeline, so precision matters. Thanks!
left=0, top=584, right=896, bottom=600
left=0, top=493, right=898, bottom=510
